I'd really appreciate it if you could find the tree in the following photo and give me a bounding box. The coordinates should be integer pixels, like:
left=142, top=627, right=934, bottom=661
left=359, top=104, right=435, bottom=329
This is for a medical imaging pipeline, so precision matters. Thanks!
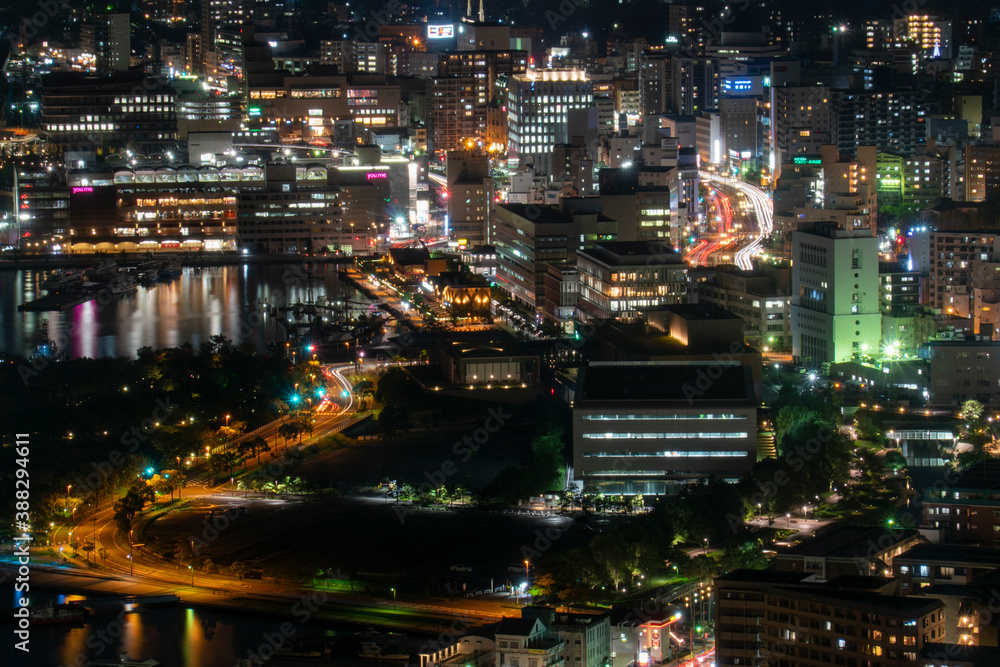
left=277, top=421, right=300, bottom=451
left=113, top=483, right=156, bottom=533
left=98, top=547, right=109, bottom=563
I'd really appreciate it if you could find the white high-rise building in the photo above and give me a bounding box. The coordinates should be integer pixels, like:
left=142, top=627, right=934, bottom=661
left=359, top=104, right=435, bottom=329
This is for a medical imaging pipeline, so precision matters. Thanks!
left=505, top=69, right=592, bottom=176
left=791, top=224, right=881, bottom=364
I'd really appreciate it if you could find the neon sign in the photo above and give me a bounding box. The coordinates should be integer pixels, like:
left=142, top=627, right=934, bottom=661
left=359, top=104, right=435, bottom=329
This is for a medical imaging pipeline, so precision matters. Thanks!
left=367, top=172, right=387, bottom=180
left=72, top=186, right=93, bottom=193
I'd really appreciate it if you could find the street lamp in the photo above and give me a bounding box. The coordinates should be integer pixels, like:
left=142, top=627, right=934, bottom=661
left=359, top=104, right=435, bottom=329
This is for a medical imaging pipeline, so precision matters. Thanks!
left=524, top=559, right=529, bottom=584
left=225, top=414, right=231, bottom=427
left=391, top=587, right=396, bottom=609
left=66, top=484, right=72, bottom=513
left=189, top=565, right=194, bottom=586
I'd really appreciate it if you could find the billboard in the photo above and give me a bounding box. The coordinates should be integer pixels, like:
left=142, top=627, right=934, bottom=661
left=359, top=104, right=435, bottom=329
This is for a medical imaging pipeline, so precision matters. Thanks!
left=427, top=24, right=454, bottom=39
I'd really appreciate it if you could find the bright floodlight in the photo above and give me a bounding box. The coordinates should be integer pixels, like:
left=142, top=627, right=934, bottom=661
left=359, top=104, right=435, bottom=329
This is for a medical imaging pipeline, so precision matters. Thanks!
left=808, top=373, right=817, bottom=382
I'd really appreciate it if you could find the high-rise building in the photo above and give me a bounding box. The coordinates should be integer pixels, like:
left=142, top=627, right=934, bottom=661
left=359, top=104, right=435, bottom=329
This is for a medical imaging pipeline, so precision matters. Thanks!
left=494, top=199, right=616, bottom=312
left=446, top=149, right=494, bottom=246
left=505, top=70, right=593, bottom=176
left=894, top=15, right=953, bottom=59
left=770, top=85, right=832, bottom=166
left=429, top=50, right=527, bottom=153
left=964, top=144, right=1000, bottom=202
left=833, top=91, right=926, bottom=158
left=639, top=53, right=671, bottom=117
left=927, top=231, right=1000, bottom=318
left=80, top=14, right=130, bottom=75
left=200, top=0, right=248, bottom=76
left=790, top=223, right=881, bottom=364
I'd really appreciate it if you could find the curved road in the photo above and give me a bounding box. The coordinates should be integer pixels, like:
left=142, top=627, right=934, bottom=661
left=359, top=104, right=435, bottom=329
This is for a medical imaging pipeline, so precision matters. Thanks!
left=697, top=173, right=773, bottom=270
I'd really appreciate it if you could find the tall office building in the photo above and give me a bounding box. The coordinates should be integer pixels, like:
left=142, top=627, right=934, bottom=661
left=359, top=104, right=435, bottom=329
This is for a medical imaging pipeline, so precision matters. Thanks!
left=790, top=223, right=881, bottom=364
left=40, top=72, right=178, bottom=155
left=505, top=70, right=593, bottom=176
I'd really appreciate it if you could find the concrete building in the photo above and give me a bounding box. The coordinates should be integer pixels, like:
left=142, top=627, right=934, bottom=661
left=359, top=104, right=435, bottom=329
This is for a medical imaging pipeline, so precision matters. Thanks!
left=237, top=164, right=344, bottom=254
left=689, top=264, right=793, bottom=350
left=572, top=360, right=758, bottom=494
left=505, top=70, right=593, bottom=176
left=715, top=569, right=946, bottom=667
left=922, top=337, right=1000, bottom=406
left=446, top=149, right=494, bottom=246
left=522, top=608, right=611, bottom=667
left=833, top=90, right=926, bottom=159
left=773, top=524, right=923, bottom=581
left=494, top=617, right=565, bottom=667
left=964, top=144, right=1000, bottom=202
left=928, top=231, right=1000, bottom=319
left=80, top=13, right=131, bottom=75
left=575, top=241, right=688, bottom=323
left=791, top=224, right=881, bottom=364
left=40, top=72, right=178, bottom=155
left=493, top=199, right=617, bottom=313
left=920, top=459, right=1000, bottom=548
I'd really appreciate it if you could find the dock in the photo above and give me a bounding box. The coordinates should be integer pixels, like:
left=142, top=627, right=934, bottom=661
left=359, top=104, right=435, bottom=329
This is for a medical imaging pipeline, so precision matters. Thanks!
left=18, top=291, right=96, bottom=312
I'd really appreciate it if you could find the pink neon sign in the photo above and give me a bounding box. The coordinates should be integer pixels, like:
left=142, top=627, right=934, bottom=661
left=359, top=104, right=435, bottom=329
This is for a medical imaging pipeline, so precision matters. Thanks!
left=72, top=186, right=93, bottom=193
left=367, top=172, right=387, bottom=180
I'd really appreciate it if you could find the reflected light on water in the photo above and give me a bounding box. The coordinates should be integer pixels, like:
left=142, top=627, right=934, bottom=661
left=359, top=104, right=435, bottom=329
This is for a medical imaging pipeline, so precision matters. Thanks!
left=2, top=264, right=353, bottom=358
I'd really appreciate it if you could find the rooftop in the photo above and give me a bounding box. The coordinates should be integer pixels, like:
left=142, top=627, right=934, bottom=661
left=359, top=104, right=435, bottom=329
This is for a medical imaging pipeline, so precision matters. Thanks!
left=578, top=241, right=683, bottom=267
left=578, top=362, right=754, bottom=403
left=894, top=543, right=1000, bottom=566
left=778, top=524, right=920, bottom=559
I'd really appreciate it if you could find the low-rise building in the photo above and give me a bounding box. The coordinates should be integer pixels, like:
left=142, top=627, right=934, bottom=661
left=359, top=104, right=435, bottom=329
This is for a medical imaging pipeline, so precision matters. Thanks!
left=773, top=524, right=923, bottom=581
left=572, top=360, right=758, bottom=495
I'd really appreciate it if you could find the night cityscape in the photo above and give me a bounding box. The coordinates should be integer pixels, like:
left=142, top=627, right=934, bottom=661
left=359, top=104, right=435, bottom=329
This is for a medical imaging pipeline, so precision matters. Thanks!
left=2, top=0, right=1000, bottom=665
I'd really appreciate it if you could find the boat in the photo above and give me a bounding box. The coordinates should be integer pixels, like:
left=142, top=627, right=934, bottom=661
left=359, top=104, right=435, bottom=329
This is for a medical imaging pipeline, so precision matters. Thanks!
left=109, top=273, right=138, bottom=295
left=85, top=260, right=119, bottom=283
left=30, top=319, right=60, bottom=361
left=41, top=271, right=85, bottom=292
left=138, top=271, right=158, bottom=286
left=90, top=650, right=160, bottom=666
left=157, top=259, right=183, bottom=280
left=3, top=603, right=87, bottom=625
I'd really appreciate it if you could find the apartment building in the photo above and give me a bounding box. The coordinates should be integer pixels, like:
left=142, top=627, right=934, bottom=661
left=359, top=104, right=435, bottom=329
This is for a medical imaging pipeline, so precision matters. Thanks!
left=927, top=231, right=1000, bottom=319
left=715, top=569, right=947, bottom=667
left=922, top=338, right=1000, bottom=406
left=921, top=460, right=1000, bottom=546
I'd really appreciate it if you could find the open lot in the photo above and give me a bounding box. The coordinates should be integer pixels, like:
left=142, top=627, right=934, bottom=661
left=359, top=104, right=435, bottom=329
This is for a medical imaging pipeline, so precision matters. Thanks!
left=144, top=494, right=572, bottom=590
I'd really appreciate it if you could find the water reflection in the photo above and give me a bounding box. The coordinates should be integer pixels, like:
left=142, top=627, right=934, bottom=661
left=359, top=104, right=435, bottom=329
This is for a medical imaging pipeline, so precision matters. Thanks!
left=0, top=263, right=354, bottom=358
